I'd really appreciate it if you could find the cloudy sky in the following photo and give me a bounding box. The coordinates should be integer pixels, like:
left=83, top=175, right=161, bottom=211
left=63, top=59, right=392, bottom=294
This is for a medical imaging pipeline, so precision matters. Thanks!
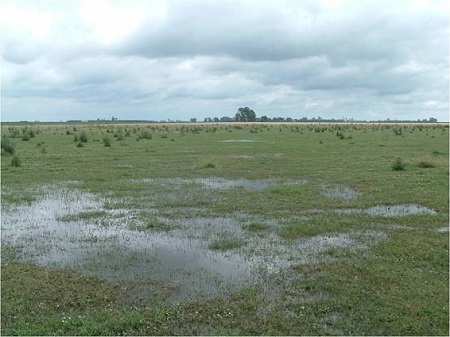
left=1, top=0, right=448, bottom=122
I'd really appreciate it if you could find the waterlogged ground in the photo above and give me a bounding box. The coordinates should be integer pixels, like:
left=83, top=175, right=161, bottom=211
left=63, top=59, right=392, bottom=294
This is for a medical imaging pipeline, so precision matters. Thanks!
left=1, top=123, right=448, bottom=335
left=1, top=177, right=438, bottom=303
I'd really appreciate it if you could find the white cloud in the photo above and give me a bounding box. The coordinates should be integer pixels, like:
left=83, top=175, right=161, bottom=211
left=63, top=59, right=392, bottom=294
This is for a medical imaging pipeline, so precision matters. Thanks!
left=0, top=5, right=53, bottom=40
left=79, top=0, right=147, bottom=44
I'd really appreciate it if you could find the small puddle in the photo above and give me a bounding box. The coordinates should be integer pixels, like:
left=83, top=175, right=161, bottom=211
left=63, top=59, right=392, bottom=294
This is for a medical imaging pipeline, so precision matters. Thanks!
left=139, top=177, right=307, bottom=192
left=198, top=178, right=307, bottom=191
left=337, top=204, right=437, bottom=217
left=221, top=139, right=258, bottom=143
left=321, top=185, right=361, bottom=201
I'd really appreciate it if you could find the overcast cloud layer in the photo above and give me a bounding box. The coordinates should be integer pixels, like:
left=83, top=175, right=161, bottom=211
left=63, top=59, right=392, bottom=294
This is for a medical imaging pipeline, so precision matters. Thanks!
left=1, top=0, right=448, bottom=122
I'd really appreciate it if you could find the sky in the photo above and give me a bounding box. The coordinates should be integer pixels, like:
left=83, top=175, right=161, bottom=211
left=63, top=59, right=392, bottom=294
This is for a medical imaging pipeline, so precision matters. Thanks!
left=1, top=0, right=449, bottom=122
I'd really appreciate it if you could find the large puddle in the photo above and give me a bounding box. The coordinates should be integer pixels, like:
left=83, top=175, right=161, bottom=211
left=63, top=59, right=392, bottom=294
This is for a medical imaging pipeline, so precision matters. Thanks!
left=2, top=180, right=435, bottom=302
left=1, top=187, right=256, bottom=301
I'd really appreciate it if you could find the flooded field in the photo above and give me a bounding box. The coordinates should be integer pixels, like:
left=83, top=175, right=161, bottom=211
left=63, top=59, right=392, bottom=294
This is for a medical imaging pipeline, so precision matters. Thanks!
left=1, top=122, right=448, bottom=335
left=2, top=179, right=390, bottom=303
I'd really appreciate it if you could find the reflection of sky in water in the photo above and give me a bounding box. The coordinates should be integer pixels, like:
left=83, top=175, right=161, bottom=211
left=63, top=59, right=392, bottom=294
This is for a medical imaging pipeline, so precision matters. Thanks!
left=337, top=204, right=437, bottom=217
left=2, top=180, right=431, bottom=301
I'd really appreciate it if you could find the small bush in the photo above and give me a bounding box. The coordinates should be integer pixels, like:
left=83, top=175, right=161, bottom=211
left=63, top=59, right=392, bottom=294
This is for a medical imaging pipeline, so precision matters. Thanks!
left=11, top=156, right=21, bottom=167
left=79, top=131, right=88, bottom=143
left=1, top=136, right=15, bottom=155
left=21, top=133, right=31, bottom=141
left=336, top=131, right=345, bottom=139
left=103, top=136, right=111, bottom=147
left=417, top=161, right=435, bottom=168
left=392, top=157, right=406, bottom=171
left=138, top=130, right=152, bottom=140
left=116, top=132, right=124, bottom=141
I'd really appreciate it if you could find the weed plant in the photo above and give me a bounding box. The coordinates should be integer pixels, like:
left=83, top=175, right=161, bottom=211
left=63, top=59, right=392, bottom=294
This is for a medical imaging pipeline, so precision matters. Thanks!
left=11, top=156, right=21, bottom=167
left=1, top=136, right=15, bottom=155
left=417, top=161, right=435, bottom=168
left=103, top=136, right=112, bottom=147
left=79, top=131, right=88, bottom=143
left=391, top=157, right=406, bottom=171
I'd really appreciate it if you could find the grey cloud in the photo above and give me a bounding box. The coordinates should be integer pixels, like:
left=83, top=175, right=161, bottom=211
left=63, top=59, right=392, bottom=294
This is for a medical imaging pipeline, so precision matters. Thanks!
left=111, top=0, right=448, bottom=101
left=118, top=1, right=447, bottom=65
left=1, top=0, right=448, bottom=122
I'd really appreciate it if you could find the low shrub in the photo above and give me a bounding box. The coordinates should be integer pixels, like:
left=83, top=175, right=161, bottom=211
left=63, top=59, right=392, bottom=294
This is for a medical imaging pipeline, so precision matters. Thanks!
left=11, top=156, right=21, bottom=167
left=138, top=130, right=152, bottom=140
left=392, top=157, right=405, bottom=171
left=417, top=161, right=435, bottom=168
left=103, top=136, right=111, bottom=147
left=79, top=131, right=88, bottom=143
left=1, top=136, right=15, bottom=155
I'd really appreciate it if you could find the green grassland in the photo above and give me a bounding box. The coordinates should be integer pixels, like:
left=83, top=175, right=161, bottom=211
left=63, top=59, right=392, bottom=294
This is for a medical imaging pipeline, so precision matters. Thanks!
left=1, top=122, right=449, bottom=335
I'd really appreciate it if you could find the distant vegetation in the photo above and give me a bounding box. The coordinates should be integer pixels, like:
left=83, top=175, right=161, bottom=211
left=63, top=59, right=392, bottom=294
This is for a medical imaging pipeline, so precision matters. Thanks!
left=5, top=109, right=440, bottom=124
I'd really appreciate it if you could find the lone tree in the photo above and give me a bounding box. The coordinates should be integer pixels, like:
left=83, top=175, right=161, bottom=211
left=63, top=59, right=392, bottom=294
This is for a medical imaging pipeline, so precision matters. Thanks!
left=235, top=107, right=256, bottom=122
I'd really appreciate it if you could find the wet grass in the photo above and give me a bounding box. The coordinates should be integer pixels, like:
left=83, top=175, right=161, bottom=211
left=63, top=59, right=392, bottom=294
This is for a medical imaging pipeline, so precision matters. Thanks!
left=278, top=214, right=360, bottom=239
left=128, top=219, right=180, bottom=232
left=58, top=211, right=108, bottom=222
left=242, top=222, right=271, bottom=233
left=1, top=122, right=449, bottom=335
left=208, top=237, right=246, bottom=251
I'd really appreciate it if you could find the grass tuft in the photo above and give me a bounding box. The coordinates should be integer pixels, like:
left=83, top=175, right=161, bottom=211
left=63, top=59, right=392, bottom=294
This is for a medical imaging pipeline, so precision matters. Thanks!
left=79, top=131, right=88, bottom=143
left=129, top=220, right=179, bottom=232
left=103, top=136, right=112, bottom=147
left=391, top=157, right=406, bottom=171
left=242, top=222, right=270, bottom=233
left=1, top=136, right=15, bottom=155
left=11, top=156, right=21, bottom=167
left=417, top=161, right=435, bottom=168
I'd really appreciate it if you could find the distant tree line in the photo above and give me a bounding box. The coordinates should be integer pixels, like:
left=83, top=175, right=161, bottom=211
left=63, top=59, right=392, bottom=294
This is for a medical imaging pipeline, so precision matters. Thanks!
left=197, top=107, right=439, bottom=123
left=14, top=108, right=439, bottom=124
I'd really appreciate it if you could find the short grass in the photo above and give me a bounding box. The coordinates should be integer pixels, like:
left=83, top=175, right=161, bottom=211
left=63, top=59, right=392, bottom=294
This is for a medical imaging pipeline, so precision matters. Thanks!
left=1, top=122, right=448, bottom=335
left=208, top=237, right=245, bottom=251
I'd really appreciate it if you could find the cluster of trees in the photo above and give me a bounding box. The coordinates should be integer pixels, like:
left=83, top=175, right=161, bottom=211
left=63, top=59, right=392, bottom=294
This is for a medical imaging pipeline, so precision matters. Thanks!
left=200, top=107, right=334, bottom=123
left=198, top=108, right=439, bottom=124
